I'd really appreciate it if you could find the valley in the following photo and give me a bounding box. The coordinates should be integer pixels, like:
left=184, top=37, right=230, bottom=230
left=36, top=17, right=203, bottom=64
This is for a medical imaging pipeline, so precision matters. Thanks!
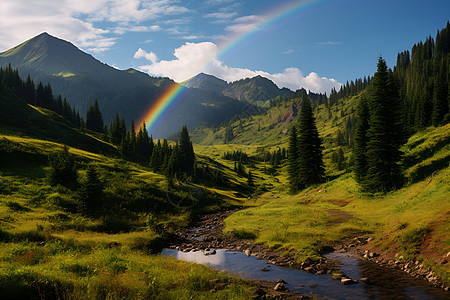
left=0, top=10, right=449, bottom=300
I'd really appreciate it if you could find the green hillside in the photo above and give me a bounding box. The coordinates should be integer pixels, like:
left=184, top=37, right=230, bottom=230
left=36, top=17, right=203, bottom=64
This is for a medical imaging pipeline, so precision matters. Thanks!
left=0, top=133, right=254, bottom=298
left=183, top=73, right=293, bottom=106
left=0, top=88, right=115, bottom=155
left=0, top=33, right=247, bottom=138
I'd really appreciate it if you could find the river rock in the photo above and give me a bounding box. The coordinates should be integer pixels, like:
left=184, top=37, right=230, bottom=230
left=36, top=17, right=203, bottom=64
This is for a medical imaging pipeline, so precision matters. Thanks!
left=260, top=267, right=269, bottom=272
left=254, top=288, right=266, bottom=297
left=341, top=278, right=356, bottom=285
left=203, top=249, right=216, bottom=255
left=360, top=277, right=370, bottom=283
left=245, top=249, right=251, bottom=256
left=274, top=282, right=286, bottom=291
left=276, top=279, right=287, bottom=284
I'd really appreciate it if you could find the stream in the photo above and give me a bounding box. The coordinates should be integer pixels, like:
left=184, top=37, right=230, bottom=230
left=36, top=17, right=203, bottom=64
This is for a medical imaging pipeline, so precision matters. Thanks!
left=162, top=221, right=450, bottom=299
left=163, top=248, right=448, bottom=299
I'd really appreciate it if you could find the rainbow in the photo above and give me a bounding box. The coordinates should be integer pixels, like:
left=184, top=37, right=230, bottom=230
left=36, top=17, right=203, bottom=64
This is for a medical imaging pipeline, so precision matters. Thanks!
left=137, top=0, right=329, bottom=135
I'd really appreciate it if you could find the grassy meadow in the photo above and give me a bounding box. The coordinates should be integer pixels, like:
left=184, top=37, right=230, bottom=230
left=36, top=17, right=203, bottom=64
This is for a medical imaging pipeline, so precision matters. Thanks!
left=208, top=124, right=450, bottom=283
left=0, top=133, right=254, bottom=299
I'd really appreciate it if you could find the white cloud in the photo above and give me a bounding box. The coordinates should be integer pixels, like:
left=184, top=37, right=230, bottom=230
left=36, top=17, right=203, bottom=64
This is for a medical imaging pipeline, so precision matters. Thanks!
left=283, top=49, right=294, bottom=54
left=0, top=0, right=190, bottom=53
left=204, top=12, right=238, bottom=20
left=225, top=15, right=265, bottom=33
left=135, top=42, right=341, bottom=94
left=137, top=42, right=217, bottom=81
left=205, top=0, right=235, bottom=6
left=134, top=48, right=158, bottom=64
left=163, top=17, right=192, bottom=25
left=113, top=25, right=162, bottom=35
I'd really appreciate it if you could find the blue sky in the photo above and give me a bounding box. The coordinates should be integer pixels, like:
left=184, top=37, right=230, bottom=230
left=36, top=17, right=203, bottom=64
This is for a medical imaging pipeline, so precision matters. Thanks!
left=0, top=0, right=449, bottom=93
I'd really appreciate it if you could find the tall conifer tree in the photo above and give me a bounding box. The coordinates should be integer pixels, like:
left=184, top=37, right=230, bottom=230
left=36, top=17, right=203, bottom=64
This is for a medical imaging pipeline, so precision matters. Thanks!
left=353, top=97, right=370, bottom=184
left=364, top=57, right=404, bottom=192
left=296, top=99, right=325, bottom=188
left=287, top=126, right=300, bottom=192
left=178, top=125, right=195, bottom=174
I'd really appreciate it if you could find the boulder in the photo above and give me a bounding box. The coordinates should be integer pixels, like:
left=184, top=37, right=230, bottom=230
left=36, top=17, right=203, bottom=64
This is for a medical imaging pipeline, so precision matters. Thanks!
left=341, top=278, right=356, bottom=285
left=360, top=277, right=370, bottom=284
left=245, top=249, right=251, bottom=256
left=274, top=282, right=286, bottom=291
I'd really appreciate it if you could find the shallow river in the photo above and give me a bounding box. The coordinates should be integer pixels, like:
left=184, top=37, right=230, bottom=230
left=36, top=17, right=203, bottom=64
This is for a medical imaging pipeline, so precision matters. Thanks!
left=162, top=248, right=449, bottom=299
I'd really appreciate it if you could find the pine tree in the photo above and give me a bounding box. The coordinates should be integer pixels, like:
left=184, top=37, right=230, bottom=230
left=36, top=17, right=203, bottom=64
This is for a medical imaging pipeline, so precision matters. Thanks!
left=296, top=99, right=325, bottom=188
left=167, top=145, right=179, bottom=177
left=364, top=57, right=404, bottom=192
left=47, top=145, right=78, bottom=188
left=79, top=165, right=104, bottom=215
left=336, top=147, right=346, bottom=171
left=287, top=126, right=300, bottom=192
left=86, top=99, right=104, bottom=133
left=178, top=125, right=195, bottom=174
left=150, top=140, right=163, bottom=171
left=109, top=113, right=122, bottom=145
left=353, top=97, right=370, bottom=184
left=431, top=64, right=449, bottom=126
left=247, top=170, right=253, bottom=186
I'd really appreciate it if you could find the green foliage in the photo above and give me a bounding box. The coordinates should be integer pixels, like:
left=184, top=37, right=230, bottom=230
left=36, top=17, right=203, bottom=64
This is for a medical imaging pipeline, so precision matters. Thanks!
left=247, top=170, right=253, bottom=186
left=395, top=21, right=450, bottom=132
left=47, top=145, right=78, bottom=188
left=79, top=164, right=104, bottom=216
left=227, top=228, right=257, bottom=240
left=402, top=226, right=430, bottom=244
left=178, top=125, right=195, bottom=174
left=287, top=126, right=299, bottom=192
left=362, top=57, right=405, bottom=192
left=85, top=99, right=104, bottom=133
left=5, top=200, right=30, bottom=212
left=295, top=98, right=325, bottom=189
left=353, top=96, right=370, bottom=183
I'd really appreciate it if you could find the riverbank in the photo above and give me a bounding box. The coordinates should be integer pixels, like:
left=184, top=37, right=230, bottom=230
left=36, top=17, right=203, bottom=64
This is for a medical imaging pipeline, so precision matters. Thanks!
left=167, top=209, right=313, bottom=298
left=166, top=208, right=450, bottom=298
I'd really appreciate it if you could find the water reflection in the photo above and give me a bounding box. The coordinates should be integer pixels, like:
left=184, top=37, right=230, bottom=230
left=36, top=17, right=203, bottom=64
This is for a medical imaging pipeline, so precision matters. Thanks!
left=162, top=249, right=449, bottom=299
left=174, top=249, right=226, bottom=266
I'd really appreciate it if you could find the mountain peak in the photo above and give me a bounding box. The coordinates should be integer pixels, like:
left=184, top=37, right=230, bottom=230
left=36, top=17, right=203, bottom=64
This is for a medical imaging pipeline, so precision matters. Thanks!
left=182, top=72, right=228, bottom=91
left=0, top=32, right=103, bottom=76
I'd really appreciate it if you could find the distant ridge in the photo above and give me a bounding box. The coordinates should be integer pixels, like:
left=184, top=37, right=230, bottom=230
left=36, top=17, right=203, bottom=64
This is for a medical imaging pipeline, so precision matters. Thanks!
left=0, top=33, right=246, bottom=138
left=183, top=73, right=293, bottom=106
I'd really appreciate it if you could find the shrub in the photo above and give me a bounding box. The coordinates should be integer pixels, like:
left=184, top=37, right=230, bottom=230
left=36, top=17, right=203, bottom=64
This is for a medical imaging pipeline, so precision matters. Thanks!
left=78, top=164, right=104, bottom=215
left=402, top=226, right=430, bottom=244
left=47, top=145, right=78, bottom=188
left=227, top=229, right=257, bottom=240
left=5, top=201, right=30, bottom=212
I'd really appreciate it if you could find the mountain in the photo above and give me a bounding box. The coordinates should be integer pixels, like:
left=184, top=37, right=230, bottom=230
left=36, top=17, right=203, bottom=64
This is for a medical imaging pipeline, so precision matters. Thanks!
left=0, top=33, right=245, bottom=138
left=224, top=76, right=293, bottom=104
left=182, top=72, right=228, bottom=92
left=183, top=73, right=293, bottom=106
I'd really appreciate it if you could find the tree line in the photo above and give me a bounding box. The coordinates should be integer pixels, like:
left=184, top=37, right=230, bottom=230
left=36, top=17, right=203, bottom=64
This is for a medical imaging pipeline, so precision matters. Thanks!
left=395, top=21, right=449, bottom=132
left=0, top=65, right=196, bottom=181
left=0, top=64, right=83, bottom=128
